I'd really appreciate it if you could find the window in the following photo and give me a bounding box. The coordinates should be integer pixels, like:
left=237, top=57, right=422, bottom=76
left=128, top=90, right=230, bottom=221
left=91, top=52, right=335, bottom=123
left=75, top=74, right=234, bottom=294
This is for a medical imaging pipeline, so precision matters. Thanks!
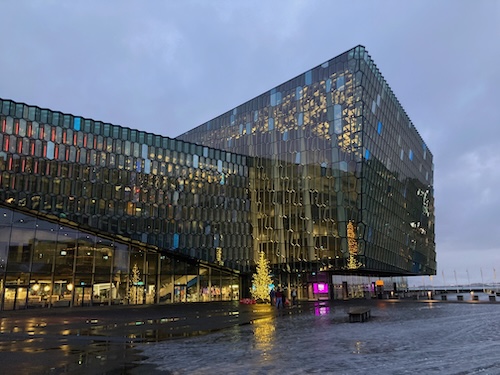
left=268, top=117, right=274, bottom=131
left=336, top=76, right=345, bottom=91
left=305, top=70, right=312, bottom=85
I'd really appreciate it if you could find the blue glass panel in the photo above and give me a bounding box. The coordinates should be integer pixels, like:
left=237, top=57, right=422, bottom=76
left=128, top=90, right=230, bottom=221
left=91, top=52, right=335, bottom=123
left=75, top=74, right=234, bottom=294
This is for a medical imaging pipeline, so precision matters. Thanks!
left=364, top=149, right=370, bottom=160
left=409, top=149, right=413, bottom=161
left=336, top=76, right=345, bottom=90
left=326, top=79, right=331, bottom=92
left=295, top=86, right=302, bottom=100
left=305, top=70, right=312, bottom=85
left=254, top=111, right=258, bottom=122
left=268, top=117, right=274, bottom=130
left=144, top=159, right=151, bottom=174
left=193, top=154, right=199, bottom=168
left=246, top=123, right=251, bottom=134
left=136, top=160, right=141, bottom=172
left=367, top=227, right=373, bottom=242
left=298, top=113, right=303, bottom=126
left=270, top=89, right=276, bottom=106
left=377, top=121, right=382, bottom=135
left=295, top=152, right=301, bottom=164
left=333, top=104, right=342, bottom=134
left=173, top=233, right=179, bottom=249
left=283, top=130, right=288, bottom=141
left=74, top=117, right=81, bottom=131
left=220, top=174, right=225, bottom=185
left=47, top=141, right=55, bottom=160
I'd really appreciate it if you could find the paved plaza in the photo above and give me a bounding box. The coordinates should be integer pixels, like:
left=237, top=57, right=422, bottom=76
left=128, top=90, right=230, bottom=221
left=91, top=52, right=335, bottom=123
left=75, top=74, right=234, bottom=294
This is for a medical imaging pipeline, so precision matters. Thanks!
left=1, top=298, right=500, bottom=374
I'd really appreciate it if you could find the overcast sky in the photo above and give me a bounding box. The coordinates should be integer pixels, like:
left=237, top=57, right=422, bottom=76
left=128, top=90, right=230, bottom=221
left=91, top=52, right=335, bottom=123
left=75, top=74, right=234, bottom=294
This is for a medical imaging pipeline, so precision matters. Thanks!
left=1, top=1, right=499, bottom=285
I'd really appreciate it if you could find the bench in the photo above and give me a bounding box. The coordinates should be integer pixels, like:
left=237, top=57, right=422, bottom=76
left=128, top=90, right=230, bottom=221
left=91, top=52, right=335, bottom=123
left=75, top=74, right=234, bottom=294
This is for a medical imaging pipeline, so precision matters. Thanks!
left=348, top=307, right=371, bottom=323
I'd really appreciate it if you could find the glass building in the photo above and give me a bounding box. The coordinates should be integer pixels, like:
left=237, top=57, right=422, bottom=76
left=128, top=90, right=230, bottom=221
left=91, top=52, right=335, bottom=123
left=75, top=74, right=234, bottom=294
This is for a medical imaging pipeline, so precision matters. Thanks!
left=0, top=45, right=435, bottom=310
left=0, top=101, right=250, bottom=310
left=178, top=45, right=435, bottom=293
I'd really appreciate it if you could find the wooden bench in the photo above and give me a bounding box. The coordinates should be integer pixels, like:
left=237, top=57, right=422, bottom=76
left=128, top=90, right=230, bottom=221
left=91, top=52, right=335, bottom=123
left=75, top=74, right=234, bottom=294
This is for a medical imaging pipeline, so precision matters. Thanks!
left=348, top=307, right=371, bottom=323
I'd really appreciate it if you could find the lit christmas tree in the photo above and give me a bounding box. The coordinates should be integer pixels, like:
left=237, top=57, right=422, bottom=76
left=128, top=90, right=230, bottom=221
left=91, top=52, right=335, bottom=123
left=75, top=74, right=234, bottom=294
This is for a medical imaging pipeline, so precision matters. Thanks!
left=347, top=221, right=362, bottom=270
left=129, top=263, right=144, bottom=304
left=251, top=251, right=273, bottom=302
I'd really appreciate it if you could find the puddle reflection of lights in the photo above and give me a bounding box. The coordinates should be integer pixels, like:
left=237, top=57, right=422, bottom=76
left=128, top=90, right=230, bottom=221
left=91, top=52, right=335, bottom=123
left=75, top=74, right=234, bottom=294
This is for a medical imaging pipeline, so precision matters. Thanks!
left=353, top=341, right=364, bottom=354
left=160, top=317, right=179, bottom=323
left=253, top=317, right=276, bottom=358
left=315, top=306, right=330, bottom=316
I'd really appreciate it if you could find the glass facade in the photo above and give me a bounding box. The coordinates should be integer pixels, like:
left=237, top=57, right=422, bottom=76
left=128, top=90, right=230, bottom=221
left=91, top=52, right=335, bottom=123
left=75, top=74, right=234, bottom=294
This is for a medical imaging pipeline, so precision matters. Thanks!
left=0, top=205, right=240, bottom=309
left=0, top=45, right=435, bottom=310
left=0, top=98, right=249, bottom=310
left=177, top=45, right=436, bottom=287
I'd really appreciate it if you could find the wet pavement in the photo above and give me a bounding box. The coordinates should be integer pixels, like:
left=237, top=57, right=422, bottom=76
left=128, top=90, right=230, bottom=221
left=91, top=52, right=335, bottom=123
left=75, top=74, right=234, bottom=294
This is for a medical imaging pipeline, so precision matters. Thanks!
left=0, top=301, right=295, bottom=374
left=1, top=298, right=499, bottom=374
left=139, top=298, right=500, bottom=375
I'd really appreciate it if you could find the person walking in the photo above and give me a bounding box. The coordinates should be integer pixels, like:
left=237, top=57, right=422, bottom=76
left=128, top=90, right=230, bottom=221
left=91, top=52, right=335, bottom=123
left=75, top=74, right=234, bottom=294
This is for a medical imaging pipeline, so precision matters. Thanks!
left=269, top=288, right=276, bottom=306
left=275, top=288, right=283, bottom=309
left=291, top=288, right=297, bottom=306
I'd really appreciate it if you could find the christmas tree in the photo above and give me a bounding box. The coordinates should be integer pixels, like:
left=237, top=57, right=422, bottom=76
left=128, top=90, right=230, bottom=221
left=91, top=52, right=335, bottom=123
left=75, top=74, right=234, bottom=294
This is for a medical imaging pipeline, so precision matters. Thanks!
left=346, top=221, right=362, bottom=269
left=129, top=263, right=144, bottom=304
left=251, top=251, right=273, bottom=302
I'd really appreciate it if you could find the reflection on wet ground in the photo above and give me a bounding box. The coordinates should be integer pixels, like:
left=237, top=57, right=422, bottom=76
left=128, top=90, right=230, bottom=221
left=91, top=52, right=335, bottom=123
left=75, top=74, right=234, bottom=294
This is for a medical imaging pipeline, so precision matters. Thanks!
left=2, top=299, right=499, bottom=374
left=0, top=302, right=281, bottom=374
left=139, top=300, right=500, bottom=375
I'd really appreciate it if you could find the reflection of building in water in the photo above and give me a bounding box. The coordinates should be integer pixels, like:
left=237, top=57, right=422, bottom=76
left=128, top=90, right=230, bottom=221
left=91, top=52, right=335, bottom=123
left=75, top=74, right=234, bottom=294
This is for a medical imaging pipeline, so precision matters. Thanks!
left=0, top=45, right=434, bottom=310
